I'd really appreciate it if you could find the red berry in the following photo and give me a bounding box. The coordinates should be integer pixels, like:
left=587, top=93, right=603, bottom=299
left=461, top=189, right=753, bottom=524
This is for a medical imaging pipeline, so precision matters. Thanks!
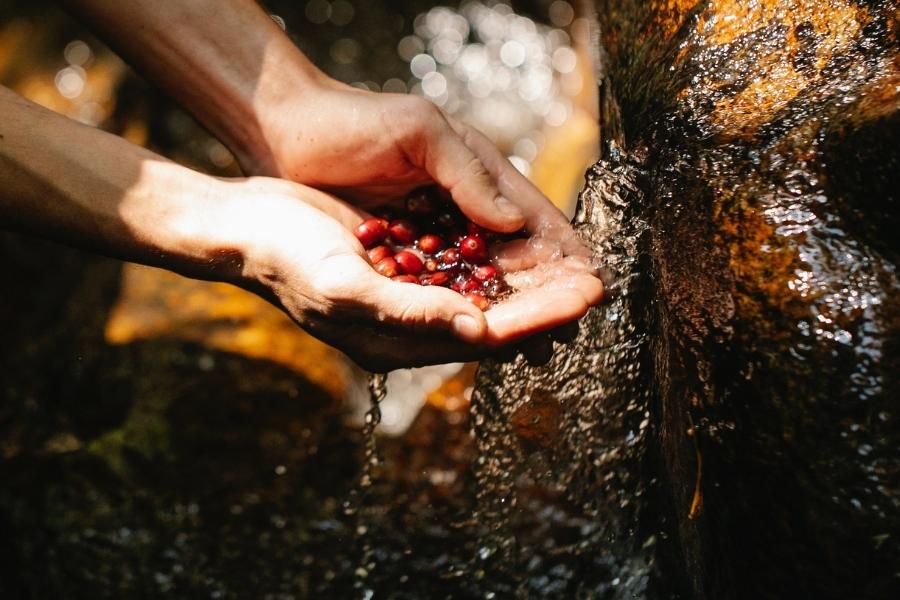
left=459, top=235, right=488, bottom=263
left=392, top=274, right=419, bottom=284
left=367, top=245, right=393, bottom=264
left=375, top=257, right=399, bottom=278
left=436, top=211, right=460, bottom=229
left=464, top=293, right=490, bottom=311
left=424, top=258, right=439, bottom=272
left=388, top=219, right=417, bottom=245
left=418, top=234, right=445, bottom=254
left=406, top=191, right=436, bottom=215
left=394, top=250, right=424, bottom=275
left=355, top=218, right=388, bottom=248
left=451, top=276, right=481, bottom=293
left=473, top=264, right=497, bottom=282
left=420, top=272, right=450, bottom=286
left=440, top=248, right=460, bottom=266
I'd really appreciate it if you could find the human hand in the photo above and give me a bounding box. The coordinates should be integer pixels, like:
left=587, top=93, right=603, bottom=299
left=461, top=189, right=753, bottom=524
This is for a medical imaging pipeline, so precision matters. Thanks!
left=219, top=178, right=601, bottom=371
left=256, top=81, right=604, bottom=362
left=256, top=81, right=587, bottom=251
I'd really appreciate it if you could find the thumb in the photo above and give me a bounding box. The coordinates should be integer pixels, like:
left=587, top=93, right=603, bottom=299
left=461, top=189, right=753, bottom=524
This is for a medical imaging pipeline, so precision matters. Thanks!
left=423, top=118, right=526, bottom=233
left=358, top=270, right=489, bottom=344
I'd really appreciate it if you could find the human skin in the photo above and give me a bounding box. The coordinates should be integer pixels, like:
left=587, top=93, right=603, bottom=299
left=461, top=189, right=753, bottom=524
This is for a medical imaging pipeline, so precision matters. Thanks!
left=0, top=86, right=601, bottom=370
left=60, top=4, right=602, bottom=265
left=2, top=0, right=604, bottom=367
left=59, top=0, right=574, bottom=236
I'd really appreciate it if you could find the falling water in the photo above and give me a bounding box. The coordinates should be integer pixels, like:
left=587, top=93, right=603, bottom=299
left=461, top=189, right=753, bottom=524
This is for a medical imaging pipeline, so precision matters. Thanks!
left=469, top=147, right=659, bottom=597
left=346, top=372, right=387, bottom=598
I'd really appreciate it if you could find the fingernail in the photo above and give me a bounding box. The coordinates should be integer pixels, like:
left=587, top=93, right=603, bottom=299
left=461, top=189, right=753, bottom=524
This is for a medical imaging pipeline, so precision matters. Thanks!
left=451, top=314, right=483, bottom=342
left=494, top=196, right=524, bottom=221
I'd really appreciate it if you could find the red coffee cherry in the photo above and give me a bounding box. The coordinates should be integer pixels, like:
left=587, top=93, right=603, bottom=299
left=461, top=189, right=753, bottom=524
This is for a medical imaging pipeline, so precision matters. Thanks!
left=376, top=257, right=399, bottom=277
left=451, top=276, right=481, bottom=294
left=355, top=218, right=389, bottom=248
left=392, top=274, right=419, bottom=284
left=440, top=248, right=460, bottom=266
left=394, top=250, right=424, bottom=276
left=418, top=234, right=446, bottom=254
left=388, top=219, right=417, bottom=245
left=459, top=235, right=488, bottom=263
left=473, top=264, right=497, bottom=282
left=436, top=211, right=460, bottom=229
left=367, top=245, right=393, bottom=264
left=464, top=293, right=490, bottom=311
left=406, top=191, right=435, bottom=215
left=424, top=258, right=439, bottom=272
left=420, top=272, right=450, bottom=286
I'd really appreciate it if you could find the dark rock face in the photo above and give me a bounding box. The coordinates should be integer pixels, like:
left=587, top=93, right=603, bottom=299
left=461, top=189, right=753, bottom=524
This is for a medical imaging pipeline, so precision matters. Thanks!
left=474, top=1, right=899, bottom=598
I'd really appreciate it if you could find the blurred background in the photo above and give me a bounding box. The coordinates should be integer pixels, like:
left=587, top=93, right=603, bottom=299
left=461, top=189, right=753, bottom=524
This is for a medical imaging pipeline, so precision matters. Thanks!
left=0, top=0, right=599, bottom=596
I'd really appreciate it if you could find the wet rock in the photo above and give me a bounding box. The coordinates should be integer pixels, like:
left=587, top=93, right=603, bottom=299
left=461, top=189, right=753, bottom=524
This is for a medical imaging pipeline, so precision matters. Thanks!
left=475, top=1, right=899, bottom=598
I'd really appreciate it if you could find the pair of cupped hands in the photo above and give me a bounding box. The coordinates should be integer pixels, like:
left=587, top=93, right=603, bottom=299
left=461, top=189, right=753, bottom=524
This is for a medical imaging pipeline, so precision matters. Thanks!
left=231, top=81, right=603, bottom=371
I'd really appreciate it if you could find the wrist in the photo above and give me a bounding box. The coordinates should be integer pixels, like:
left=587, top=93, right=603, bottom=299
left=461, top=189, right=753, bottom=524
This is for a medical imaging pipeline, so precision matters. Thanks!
left=195, top=178, right=305, bottom=288
left=229, top=44, right=336, bottom=178
left=122, top=164, right=248, bottom=283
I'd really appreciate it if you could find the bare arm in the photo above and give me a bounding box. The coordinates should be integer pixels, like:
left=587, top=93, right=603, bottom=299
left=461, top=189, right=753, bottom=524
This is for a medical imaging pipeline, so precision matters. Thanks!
left=58, top=0, right=550, bottom=233
left=0, top=86, right=505, bottom=370
left=60, top=0, right=321, bottom=176
left=0, top=85, right=241, bottom=281
left=36, top=1, right=605, bottom=365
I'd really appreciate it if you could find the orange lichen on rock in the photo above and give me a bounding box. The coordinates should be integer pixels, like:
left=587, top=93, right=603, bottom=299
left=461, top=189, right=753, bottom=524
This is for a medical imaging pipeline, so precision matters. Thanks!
left=649, top=0, right=704, bottom=38
left=681, top=0, right=868, bottom=136
left=714, top=61, right=809, bottom=137
left=718, top=204, right=805, bottom=340
left=842, top=63, right=900, bottom=127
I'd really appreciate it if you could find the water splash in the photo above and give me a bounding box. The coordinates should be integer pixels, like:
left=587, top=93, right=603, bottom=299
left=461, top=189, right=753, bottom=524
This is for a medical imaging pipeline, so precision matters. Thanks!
left=346, top=372, right=386, bottom=598
left=470, top=152, right=659, bottom=597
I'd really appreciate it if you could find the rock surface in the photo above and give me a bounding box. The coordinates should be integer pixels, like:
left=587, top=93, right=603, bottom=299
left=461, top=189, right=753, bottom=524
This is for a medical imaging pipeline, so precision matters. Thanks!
left=474, top=1, right=899, bottom=598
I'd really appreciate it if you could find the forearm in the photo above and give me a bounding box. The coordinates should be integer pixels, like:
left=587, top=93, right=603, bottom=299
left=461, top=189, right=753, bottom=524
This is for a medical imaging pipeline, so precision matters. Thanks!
left=0, top=86, right=243, bottom=282
left=60, top=0, right=327, bottom=176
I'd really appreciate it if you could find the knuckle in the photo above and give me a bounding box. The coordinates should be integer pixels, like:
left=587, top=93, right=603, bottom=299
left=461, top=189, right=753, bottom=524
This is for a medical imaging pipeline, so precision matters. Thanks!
left=393, top=97, right=444, bottom=141
left=397, top=293, right=450, bottom=330
left=462, top=155, right=490, bottom=180
left=397, top=301, right=424, bottom=327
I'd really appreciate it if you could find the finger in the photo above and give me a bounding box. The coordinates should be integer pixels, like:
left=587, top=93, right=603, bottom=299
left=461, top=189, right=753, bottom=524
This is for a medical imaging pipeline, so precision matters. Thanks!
left=518, top=334, right=555, bottom=366
left=419, top=111, right=526, bottom=233
left=449, top=122, right=594, bottom=259
left=494, top=345, right=519, bottom=364
left=335, top=326, right=493, bottom=372
left=493, top=239, right=598, bottom=273
left=445, top=118, right=569, bottom=230
left=484, top=287, right=591, bottom=344
left=549, top=321, right=580, bottom=344
left=351, top=267, right=490, bottom=344
left=506, top=264, right=603, bottom=298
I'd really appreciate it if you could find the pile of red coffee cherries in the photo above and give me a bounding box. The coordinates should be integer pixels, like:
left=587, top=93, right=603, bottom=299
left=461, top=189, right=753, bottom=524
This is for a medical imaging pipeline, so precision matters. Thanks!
left=354, top=188, right=522, bottom=310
